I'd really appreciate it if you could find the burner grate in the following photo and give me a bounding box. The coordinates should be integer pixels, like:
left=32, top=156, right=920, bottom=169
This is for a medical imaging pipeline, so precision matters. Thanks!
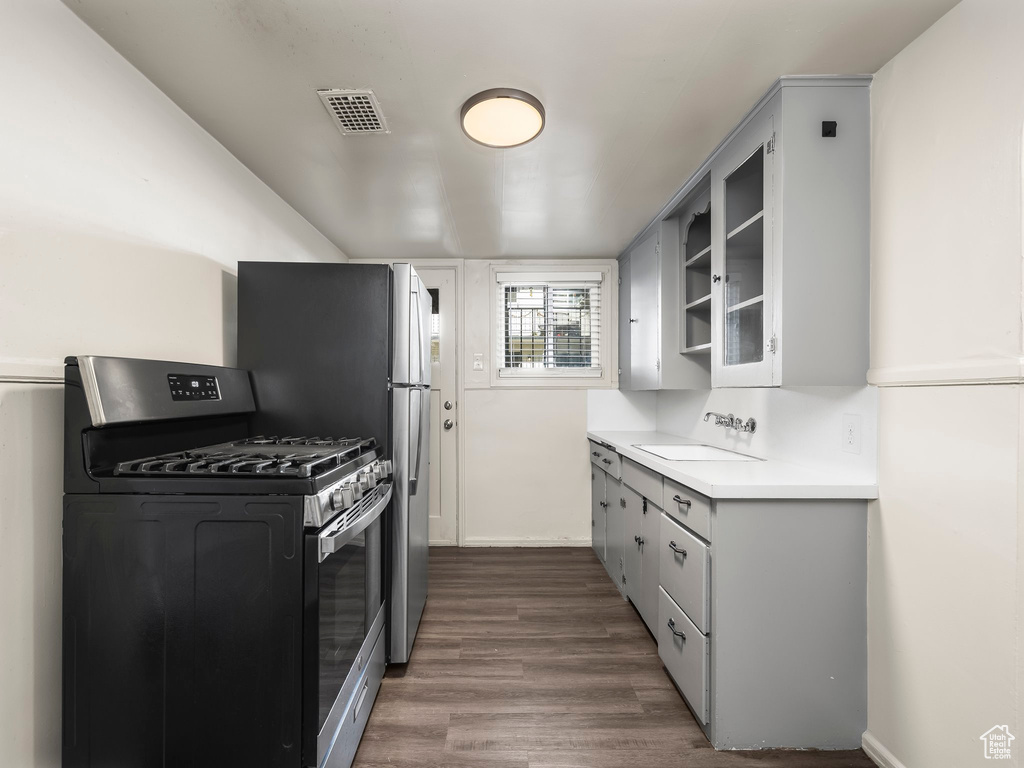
left=113, top=436, right=375, bottom=480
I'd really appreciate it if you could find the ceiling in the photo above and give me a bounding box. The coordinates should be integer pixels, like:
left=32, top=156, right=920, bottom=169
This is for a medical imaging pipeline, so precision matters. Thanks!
left=62, top=0, right=958, bottom=260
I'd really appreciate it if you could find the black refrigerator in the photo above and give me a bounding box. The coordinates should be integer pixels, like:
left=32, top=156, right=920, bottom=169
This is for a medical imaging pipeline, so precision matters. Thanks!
left=237, top=262, right=431, bottom=663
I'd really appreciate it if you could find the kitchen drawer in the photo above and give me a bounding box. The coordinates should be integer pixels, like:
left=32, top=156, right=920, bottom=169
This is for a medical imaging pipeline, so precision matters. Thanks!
left=660, top=513, right=710, bottom=633
left=622, top=458, right=663, bottom=508
left=658, top=587, right=709, bottom=725
left=664, top=477, right=712, bottom=542
left=589, top=440, right=621, bottom=479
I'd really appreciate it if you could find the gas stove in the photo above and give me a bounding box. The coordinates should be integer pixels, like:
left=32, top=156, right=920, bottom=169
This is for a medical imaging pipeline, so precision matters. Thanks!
left=62, top=356, right=394, bottom=768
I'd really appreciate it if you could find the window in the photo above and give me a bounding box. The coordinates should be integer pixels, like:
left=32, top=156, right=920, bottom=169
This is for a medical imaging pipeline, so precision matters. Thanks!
left=495, top=271, right=604, bottom=378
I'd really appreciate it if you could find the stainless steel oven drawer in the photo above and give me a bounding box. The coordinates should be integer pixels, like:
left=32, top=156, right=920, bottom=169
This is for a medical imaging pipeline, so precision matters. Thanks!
left=322, top=621, right=386, bottom=768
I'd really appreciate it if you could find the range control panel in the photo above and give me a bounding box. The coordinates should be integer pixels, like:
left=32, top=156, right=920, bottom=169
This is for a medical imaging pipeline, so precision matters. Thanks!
left=168, top=373, right=220, bottom=401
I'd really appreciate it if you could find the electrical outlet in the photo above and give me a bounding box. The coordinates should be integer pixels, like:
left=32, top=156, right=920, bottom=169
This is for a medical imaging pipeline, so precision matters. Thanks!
left=472, top=353, right=484, bottom=372
left=842, top=414, right=862, bottom=455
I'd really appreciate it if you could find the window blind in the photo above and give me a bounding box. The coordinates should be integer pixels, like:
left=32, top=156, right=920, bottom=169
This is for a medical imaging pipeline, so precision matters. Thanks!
left=495, top=273, right=603, bottom=376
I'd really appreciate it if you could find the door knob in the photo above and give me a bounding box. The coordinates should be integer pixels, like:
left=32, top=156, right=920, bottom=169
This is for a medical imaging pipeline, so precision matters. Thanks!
left=443, top=419, right=454, bottom=431
left=444, top=400, right=453, bottom=411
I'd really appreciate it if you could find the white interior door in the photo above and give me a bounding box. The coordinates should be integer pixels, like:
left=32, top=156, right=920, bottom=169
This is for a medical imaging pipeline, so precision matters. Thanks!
left=414, top=268, right=458, bottom=545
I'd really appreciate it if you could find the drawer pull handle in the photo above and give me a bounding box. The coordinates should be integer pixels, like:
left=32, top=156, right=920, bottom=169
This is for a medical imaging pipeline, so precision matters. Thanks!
left=667, top=618, right=686, bottom=640
left=673, top=495, right=692, bottom=509
left=668, top=541, right=687, bottom=557
left=633, top=535, right=639, bottom=543
left=592, top=451, right=601, bottom=457
left=602, top=458, right=613, bottom=465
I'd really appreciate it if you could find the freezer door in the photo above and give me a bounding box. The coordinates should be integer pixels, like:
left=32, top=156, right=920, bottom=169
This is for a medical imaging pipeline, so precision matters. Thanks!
left=390, top=386, right=430, bottom=663
left=392, top=264, right=431, bottom=387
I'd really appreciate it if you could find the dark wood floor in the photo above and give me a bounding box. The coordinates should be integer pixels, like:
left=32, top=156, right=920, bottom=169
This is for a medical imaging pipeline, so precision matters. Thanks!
left=353, top=547, right=874, bottom=768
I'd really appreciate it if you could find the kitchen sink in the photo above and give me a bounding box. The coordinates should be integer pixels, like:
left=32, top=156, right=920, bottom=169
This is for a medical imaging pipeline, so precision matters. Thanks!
left=632, top=444, right=761, bottom=462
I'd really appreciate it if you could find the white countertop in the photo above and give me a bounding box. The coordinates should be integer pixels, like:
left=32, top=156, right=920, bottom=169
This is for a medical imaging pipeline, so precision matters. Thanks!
left=587, top=430, right=878, bottom=500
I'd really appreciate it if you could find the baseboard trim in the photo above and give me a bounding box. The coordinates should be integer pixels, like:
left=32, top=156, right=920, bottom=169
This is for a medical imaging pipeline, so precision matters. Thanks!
left=868, top=357, right=1024, bottom=387
left=462, top=537, right=592, bottom=548
left=862, top=731, right=906, bottom=768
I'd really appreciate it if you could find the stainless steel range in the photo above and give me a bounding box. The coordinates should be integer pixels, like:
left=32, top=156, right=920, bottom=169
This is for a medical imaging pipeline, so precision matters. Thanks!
left=62, top=355, right=391, bottom=768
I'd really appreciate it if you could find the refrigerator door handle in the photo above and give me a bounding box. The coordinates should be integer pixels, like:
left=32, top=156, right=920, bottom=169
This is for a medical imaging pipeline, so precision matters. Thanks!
left=410, top=281, right=423, bottom=386
left=408, top=387, right=422, bottom=495
left=416, top=275, right=431, bottom=386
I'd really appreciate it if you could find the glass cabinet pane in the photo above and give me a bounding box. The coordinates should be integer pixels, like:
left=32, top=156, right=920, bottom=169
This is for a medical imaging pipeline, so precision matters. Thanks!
left=723, top=145, right=765, bottom=366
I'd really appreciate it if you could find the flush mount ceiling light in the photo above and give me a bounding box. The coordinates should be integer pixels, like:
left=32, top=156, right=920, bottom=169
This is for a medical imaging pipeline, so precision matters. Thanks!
left=460, top=88, right=545, bottom=148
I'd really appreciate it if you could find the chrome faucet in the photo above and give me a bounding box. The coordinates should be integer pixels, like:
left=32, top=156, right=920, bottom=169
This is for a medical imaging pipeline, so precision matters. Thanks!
left=704, top=411, right=757, bottom=433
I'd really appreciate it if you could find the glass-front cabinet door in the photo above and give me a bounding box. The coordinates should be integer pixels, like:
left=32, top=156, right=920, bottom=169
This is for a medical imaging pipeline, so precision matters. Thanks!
left=710, top=99, right=776, bottom=387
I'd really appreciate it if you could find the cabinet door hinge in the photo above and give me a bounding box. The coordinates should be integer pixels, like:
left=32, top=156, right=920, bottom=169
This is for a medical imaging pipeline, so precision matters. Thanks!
left=655, top=244, right=661, bottom=257
left=766, top=132, right=776, bottom=154
left=656, top=358, right=661, bottom=372
left=620, top=498, right=626, bottom=508
left=767, top=335, right=777, bottom=354
left=642, top=498, right=648, bottom=514
left=617, top=277, right=622, bottom=286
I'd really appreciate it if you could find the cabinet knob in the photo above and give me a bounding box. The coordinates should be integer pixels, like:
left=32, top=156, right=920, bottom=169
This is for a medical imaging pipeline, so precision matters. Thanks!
left=629, top=318, right=639, bottom=323
left=712, top=274, right=721, bottom=283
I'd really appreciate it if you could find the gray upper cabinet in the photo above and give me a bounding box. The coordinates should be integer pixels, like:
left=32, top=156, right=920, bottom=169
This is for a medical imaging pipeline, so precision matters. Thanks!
left=617, top=254, right=631, bottom=390
left=621, top=222, right=712, bottom=390
left=621, top=76, right=871, bottom=389
left=712, top=102, right=776, bottom=387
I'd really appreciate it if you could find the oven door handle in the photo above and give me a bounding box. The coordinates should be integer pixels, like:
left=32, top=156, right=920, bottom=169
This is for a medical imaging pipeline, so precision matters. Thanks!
left=318, top=482, right=392, bottom=563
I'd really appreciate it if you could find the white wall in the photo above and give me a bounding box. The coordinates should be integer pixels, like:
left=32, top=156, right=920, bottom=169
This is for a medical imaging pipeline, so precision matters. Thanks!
left=0, top=2, right=346, bottom=766
left=863, top=2, right=1024, bottom=767
left=655, top=387, right=877, bottom=478
left=461, top=259, right=618, bottom=546
left=587, top=389, right=657, bottom=432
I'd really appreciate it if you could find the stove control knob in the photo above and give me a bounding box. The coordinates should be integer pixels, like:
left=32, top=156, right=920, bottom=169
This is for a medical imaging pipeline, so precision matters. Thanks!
left=381, top=460, right=393, bottom=478
left=331, top=486, right=356, bottom=510
left=351, top=482, right=364, bottom=501
left=363, top=470, right=378, bottom=489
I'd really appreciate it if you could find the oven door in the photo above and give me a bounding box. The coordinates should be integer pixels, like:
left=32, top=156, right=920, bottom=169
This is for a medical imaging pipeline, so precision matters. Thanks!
left=302, top=482, right=391, bottom=768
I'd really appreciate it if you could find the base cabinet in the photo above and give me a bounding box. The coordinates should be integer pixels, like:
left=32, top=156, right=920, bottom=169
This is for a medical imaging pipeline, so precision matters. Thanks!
left=622, top=480, right=662, bottom=634
left=604, top=475, right=624, bottom=593
left=588, top=440, right=868, bottom=750
left=590, top=469, right=606, bottom=563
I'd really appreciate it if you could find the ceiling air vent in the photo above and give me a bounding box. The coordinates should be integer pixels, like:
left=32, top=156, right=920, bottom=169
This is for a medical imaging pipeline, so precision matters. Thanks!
left=316, top=89, right=390, bottom=135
